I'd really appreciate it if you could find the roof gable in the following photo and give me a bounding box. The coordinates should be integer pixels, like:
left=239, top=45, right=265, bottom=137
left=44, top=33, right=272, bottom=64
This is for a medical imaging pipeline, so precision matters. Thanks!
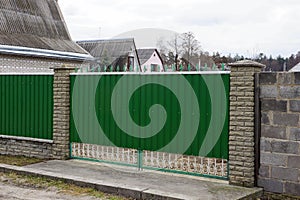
left=77, top=38, right=137, bottom=65
left=137, top=48, right=163, bottom=65
left=0, top=0, right=88, bottom=56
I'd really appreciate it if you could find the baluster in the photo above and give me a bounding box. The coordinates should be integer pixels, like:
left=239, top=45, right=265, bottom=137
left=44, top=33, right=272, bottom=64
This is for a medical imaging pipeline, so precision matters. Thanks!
left=207, top=158, right=211, bottom=175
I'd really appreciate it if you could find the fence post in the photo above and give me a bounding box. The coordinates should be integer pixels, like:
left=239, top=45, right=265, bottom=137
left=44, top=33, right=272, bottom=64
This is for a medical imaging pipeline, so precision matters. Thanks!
left=51, top=65, right=75, bottom=159
left=228, top=60, right=265, bottom=187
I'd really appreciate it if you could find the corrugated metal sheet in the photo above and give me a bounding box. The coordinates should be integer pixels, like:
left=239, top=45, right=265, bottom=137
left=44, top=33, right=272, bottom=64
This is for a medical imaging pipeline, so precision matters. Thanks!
left=0, top=75, right=53, bottom=139
left=70, top=73, right=229, bottom=159
left=0, top=0, right=89, bottom=55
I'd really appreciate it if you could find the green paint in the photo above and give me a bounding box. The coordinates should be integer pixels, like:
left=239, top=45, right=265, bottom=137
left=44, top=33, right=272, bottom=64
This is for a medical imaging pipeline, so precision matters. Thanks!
left=0, top=75, right=53, bottom=139
left=70, top=73, right=229, bottom=159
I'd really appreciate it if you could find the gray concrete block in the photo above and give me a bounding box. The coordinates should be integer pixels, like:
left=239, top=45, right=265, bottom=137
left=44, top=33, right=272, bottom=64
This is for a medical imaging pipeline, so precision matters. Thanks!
left=273, top=112, right=299, bottom=127
left=271, top=166, right=299, bottom=182
left=261, top=112, right=270, bottom=125
left=260, top=138, right=272, bottom=152
left=295, top=72, right=300, bottom=84
left=260, top=152, right=287, bottom=167
left=259, top=73, right=277, bottom=85
left=271, top=140, right=299, bottom=154
left=290, top=100, right=300, bottom=112
left=261, top=99, right=287, bottom=112
left=290, top=128, right=300, bottom=141
left=259, top=165, right=270, bottom=178
left=287, top=155, right=300, bottom=168
left=279, top=86, right=300, bottom=99
left=278, top=73, right=294, bottom=85
left=285, top=182, right=300, bottom=196
left=260, top=86, right=278, bottom=98
left=261, top=125, right=286, bottom=139
left=257, top=178, right=283, bottom=193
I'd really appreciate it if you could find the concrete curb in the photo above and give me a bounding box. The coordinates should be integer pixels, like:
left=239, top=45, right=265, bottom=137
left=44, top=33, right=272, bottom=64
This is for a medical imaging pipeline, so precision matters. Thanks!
left=0, top=164, right=183, bottom=200
left=0, top=162, right=264, bottom=200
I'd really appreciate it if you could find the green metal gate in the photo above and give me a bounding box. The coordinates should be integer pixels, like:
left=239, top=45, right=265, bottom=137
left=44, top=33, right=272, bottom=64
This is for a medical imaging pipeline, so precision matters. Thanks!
left=70, top=72, right=229, bottom=179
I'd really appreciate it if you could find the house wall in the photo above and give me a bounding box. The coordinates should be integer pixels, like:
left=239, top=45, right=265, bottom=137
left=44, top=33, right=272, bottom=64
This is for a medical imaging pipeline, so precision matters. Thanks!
left=258, top=72, right=300, bottom=196
left=0, top=54, right=88, bottom=73
left=142, top=51, right=164, bottom=72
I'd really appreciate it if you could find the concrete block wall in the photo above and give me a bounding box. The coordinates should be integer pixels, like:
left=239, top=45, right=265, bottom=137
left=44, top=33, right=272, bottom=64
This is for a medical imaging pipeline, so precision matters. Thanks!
left=258, top=72, right=300, bottom=196
left=0, top=136, right=52, bottom=159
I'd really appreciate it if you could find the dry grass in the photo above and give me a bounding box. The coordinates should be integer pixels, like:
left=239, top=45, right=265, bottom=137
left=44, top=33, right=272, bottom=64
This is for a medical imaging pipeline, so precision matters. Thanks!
left=260, top=192, right=300, bottom=200
left=0, top=172, right=129, bottom=200
left=0, top=155, right=46, bottom=166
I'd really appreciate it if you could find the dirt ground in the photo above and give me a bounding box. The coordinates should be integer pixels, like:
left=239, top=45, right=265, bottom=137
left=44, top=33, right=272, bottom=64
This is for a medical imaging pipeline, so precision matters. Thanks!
left=0, top=181, right=99, bottom=200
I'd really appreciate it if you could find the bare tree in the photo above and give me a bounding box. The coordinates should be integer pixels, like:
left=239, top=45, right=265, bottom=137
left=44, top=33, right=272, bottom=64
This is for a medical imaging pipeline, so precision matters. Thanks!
left=167, top=34, right=183, bottom=69
left=181, top=32, right=201, bottom=64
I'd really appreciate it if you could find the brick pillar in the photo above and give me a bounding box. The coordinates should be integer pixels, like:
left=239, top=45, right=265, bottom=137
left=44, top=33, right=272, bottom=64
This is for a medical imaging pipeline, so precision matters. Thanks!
left=51, top=65, right=75, bottom=159
left=228, top=60, right=265, bottom=187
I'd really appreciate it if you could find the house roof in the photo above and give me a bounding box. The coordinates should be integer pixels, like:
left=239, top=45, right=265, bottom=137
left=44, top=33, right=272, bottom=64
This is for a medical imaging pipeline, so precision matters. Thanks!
left=77, top=38, right=137, bottom=65
left=289, top=62, right=300, bottom=72
left=0, top=0, right=90, bottom=61
left=137, top=48, right=158, bottom=65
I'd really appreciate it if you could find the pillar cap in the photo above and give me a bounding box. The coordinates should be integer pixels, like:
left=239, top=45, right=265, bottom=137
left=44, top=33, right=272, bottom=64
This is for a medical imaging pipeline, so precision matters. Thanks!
left=228, top=60, right=265, bottom=68
left=50, top=65, right=76, bottom=70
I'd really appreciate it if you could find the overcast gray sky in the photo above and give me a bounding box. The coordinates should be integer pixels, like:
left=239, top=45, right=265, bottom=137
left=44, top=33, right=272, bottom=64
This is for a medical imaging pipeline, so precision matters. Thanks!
left=59, top=0, right=300, bottom=57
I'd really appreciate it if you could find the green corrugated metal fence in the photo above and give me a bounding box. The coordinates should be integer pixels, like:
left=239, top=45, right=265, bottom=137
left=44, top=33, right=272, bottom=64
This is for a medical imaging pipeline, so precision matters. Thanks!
left=70, top=73, right=229, bottom=159
left=0, top=75, right=53, bottom=140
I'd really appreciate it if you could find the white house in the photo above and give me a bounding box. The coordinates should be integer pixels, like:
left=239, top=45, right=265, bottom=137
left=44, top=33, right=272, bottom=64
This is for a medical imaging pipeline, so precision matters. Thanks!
left=137, top=49, right=164, bottom=72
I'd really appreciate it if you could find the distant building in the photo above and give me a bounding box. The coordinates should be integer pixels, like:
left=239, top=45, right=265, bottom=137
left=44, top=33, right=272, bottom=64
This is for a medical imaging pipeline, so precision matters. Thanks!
left=77, top=38, right=141, bottom=72
left=289, top=62, right=300, bottom=72
left=137, top=48, right=164, bottom=72
left=0, top=0, right=91, bottom=73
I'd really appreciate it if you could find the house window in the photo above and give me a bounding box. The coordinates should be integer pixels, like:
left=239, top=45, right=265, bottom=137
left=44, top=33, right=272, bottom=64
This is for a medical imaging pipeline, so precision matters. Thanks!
left=151, top=64, right=158, bottom=72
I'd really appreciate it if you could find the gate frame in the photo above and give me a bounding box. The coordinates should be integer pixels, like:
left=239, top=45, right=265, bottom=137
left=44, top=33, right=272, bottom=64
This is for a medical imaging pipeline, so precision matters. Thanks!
left=68, top=71, right=230, bottom=180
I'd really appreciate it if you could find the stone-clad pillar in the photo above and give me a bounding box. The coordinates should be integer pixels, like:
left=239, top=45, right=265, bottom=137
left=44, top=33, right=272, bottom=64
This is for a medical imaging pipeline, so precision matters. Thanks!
left=51, top=65, right=75, bottom=159
left=228, top=60, right=265, bottom=187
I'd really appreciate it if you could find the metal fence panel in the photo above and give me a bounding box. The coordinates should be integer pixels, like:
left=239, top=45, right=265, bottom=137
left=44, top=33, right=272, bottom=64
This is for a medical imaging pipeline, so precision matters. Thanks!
left=70, top=73, right=229, bottom=159
left=0, top=75, right=53, bottom=139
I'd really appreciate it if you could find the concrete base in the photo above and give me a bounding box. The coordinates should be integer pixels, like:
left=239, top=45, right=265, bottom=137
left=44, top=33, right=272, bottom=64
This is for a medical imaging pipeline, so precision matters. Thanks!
left=0, top=160, right=263, bottom=200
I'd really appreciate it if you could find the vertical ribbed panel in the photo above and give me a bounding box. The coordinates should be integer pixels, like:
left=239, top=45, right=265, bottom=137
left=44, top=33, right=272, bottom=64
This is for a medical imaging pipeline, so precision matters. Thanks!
left=0, top=75, right=53, bottom=139
left=70, top=73, right=229, bottom=159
